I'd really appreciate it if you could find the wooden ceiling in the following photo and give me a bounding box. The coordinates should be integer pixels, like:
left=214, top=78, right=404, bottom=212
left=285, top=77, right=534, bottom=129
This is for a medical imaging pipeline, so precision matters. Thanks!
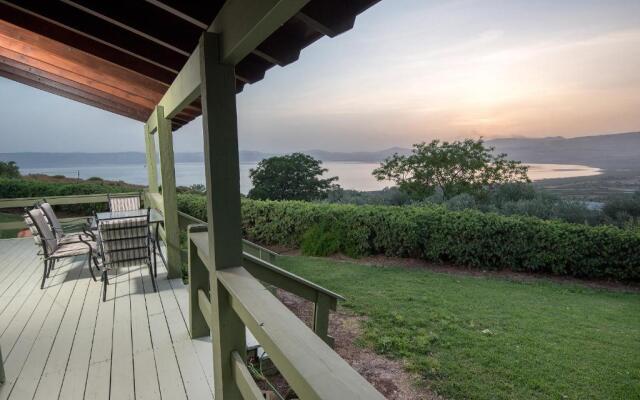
left=0, top=0, right=380, bottom=130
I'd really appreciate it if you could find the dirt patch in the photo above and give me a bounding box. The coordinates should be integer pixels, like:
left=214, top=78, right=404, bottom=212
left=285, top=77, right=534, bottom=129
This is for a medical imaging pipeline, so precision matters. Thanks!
left=276, top=289, right=441, bottom=400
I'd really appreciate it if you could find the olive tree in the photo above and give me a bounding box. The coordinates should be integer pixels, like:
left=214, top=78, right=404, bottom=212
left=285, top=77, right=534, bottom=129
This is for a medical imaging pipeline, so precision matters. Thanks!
left=373, top=139, right=529, bottom=199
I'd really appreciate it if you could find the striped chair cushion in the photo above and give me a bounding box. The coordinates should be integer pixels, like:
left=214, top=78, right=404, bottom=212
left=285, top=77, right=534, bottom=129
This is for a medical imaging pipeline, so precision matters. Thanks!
left=108, top=196, right=141, bottom=212
left=99, top=217, right=149, bottom=268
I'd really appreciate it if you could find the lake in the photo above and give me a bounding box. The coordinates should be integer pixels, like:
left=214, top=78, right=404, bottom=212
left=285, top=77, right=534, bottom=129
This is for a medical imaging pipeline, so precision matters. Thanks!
left=21, top=162, right=601, bottom=194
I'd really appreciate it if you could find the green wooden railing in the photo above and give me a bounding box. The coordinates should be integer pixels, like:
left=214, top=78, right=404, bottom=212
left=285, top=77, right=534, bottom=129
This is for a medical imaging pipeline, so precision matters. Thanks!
left=187, top=225, right=384, bottom=399
left=0, top=193, right=140, bottom=234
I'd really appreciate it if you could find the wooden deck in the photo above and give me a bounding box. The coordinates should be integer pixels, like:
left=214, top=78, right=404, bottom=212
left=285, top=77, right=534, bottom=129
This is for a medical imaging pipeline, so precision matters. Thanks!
left=0, top=238, right=215, bottom=400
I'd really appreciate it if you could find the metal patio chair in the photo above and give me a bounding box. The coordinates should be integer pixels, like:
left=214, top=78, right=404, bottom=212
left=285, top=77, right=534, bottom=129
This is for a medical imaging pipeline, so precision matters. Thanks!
left=38, top=201, right=95, bottom=245
left=95, top=208, right=157, bottom=302
left=26, top=208, right=98, bottom=289
left=107, top=193, right=142, bottom=212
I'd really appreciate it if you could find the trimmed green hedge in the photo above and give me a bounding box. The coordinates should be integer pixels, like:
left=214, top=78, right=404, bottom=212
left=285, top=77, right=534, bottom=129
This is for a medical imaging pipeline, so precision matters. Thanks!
left=177, top=194, right=640, bottom=280
left=0, top=178, right=136, bottom=199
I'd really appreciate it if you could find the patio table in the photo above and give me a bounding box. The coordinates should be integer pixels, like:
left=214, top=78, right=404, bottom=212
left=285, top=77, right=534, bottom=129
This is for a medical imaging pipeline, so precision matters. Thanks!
left=91, top=208, right=165, bottom=275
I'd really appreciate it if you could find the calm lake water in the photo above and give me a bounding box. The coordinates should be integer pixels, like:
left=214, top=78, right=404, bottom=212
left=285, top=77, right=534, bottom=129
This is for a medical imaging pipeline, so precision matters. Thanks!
left=22, top=162, right=601, bottom=194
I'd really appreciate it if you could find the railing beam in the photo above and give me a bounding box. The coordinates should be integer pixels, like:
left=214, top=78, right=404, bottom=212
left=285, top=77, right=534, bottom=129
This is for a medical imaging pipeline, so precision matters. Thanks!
left=155, top=105, right=182, bottom=278
left=200, top=31, right=246, bottom=400
left=143, top=123, right=158, bottom=193
left=189, top=225, right=211, bottom=338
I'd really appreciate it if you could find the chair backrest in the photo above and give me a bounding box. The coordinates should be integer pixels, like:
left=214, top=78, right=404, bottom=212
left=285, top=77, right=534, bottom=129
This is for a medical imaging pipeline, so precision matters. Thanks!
left=26, top=208, right=58, bottom=256
left=108, top=194, right=141, bottom=212
left=98, top=209, right=150, bottom=268
left=39, top=202, right=64, bottom=238
left=23, top=212, right=42, bottom=247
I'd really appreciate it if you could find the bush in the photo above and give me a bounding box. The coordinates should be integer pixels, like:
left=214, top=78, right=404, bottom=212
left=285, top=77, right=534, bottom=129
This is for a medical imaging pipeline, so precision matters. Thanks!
left=232, top=198, right=640, bottom=281
left=0, top=177, right=138, bottom=214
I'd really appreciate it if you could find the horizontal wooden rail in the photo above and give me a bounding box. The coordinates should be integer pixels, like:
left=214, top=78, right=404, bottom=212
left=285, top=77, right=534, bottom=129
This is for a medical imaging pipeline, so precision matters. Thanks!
left=0, top=216, right=90, bottom=232
left=0, top=192, right=140, bottom=209
left=218, top=266, right=384, bottom=399
left=188, top=228, right=341, bottom=345
left=178, top=211, right=278, bottom=263
left=231, top=351, right=263, bottom=400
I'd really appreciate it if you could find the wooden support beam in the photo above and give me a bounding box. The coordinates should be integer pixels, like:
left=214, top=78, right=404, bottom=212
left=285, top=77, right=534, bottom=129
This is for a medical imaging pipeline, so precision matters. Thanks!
left=199, top=32, right=246, bottom=400
left=188, top=225, right=211, bottom=338
left=155, top=105, right=182, bottom=278
left=0, top=0, right=187, bottom=72
left=148, top=46, right=201, bottom=128
left=60, top=0, right=200, bottom=55
left=0, top=67, right=149, bottom=121
left=143, top=125, right=159, bottom=193
left=209, top=0, right=311, bottom=65
left=0, top=2, right=176, bottom=84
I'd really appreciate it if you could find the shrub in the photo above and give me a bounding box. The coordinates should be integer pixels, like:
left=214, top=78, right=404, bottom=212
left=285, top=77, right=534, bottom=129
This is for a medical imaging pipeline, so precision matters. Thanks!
left=231, top=198, right=640, bottom=281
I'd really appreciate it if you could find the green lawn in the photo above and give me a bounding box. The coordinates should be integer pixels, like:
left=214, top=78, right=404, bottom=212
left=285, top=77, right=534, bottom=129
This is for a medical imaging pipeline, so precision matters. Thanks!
left=0, top=211, right=22, bottom=239
left=276, top=256, right=640, bottom=400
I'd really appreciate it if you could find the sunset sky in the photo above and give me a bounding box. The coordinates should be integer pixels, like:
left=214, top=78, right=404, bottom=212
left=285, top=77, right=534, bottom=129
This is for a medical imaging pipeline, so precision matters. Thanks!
left=1, top=0, right=639, bottom=153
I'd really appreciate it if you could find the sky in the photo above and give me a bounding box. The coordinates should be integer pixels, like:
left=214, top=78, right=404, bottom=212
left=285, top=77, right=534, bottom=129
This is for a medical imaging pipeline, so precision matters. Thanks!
left=1, top=0, right=639, bottom=153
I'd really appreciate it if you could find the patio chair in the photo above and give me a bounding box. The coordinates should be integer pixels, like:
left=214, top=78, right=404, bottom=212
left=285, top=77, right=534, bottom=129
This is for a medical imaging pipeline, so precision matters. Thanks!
left=38, top=201, right=95, bottom=244
left=96, top=208, right=157, bottom=302
left=107, top=193, right=142, bottom=212
left=26, top=208, right=98, bottom=289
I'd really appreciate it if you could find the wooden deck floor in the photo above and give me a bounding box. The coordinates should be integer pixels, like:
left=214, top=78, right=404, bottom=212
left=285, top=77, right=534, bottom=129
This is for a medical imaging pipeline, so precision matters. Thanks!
left=0, top=238, right=215, bottom=400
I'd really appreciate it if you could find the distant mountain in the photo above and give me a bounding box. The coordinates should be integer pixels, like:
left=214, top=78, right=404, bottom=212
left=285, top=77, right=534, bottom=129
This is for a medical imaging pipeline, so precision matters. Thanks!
left=2, top=131, right=638, bottom=171
left=486, top=131, right=640, bottom=170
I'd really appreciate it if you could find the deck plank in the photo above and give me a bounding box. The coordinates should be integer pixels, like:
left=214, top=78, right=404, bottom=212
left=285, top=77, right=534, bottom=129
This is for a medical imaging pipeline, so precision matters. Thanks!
left=0, top=239, right=215, bottom=400
left=7, top=258, right=86, bottom=399
left=32, top=263, right=92, bottom=400
left=130, top=264, right=161, bottom=400
left=0, top=258, right=82, bottom=399
left=57, top=260, right=103, bottom=400
left=84, top=268, right=116, bottom=400
left=109, top=266, right=135, bottom=400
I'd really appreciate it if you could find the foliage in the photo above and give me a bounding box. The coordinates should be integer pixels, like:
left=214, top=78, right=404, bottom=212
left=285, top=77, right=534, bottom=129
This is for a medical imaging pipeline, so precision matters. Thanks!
left=603, top=192, right=640, bottom=223
left=235, top=198, right=640, bottom=280
left=324, top=187, right=411, bottom=206
left=373, top=139, right=529, bottom=199
left=0, top=177, right=138, bottom=214
left=0, top=161, right=20, bottom=178
left=277, top=255, right=640, bottom=400
left=248, top=153, right=338, bottom=201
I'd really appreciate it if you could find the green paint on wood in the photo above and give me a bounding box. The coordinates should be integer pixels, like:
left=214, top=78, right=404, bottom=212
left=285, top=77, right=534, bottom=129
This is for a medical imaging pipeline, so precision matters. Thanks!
left=200, top=32, right=246, bottom=400
left=144, top=124, right=159, bottom=193
left=155, top=105, right=182, bottom=278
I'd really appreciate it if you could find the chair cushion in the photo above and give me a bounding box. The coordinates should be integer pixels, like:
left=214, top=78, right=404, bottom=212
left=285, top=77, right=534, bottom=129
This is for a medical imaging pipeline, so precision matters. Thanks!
left=50, top=240, right=95, bottom=258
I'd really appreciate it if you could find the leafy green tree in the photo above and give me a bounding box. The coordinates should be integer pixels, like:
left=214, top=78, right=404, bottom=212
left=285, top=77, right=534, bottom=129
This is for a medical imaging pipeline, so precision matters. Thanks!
left=373, top=139, right=529, bottom=199
left=0, top=161, right=20, bottom=178
left=248, top=153, right=338, bottom=201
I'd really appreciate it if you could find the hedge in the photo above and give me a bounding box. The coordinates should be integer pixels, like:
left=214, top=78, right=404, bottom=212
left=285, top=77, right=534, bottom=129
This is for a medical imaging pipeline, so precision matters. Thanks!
left=177, top=194, right=640, bottom=281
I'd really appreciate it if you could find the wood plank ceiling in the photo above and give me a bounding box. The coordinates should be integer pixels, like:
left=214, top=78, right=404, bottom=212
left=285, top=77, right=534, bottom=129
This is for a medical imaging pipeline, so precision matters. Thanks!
left=0, top=0, right=380, bottom=130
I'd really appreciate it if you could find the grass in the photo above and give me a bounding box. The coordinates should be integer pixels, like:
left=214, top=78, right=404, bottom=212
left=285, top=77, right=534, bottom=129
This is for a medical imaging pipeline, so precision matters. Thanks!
left=0, top=211, right=22, bottom=239
left=275, top=255, right=640, bottom=400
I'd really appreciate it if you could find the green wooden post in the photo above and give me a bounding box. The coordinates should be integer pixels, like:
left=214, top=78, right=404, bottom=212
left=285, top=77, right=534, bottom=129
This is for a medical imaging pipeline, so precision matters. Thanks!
left=200, top=32, right=246, bottom=400
left=155, top=105, right=182, bottom=278
left=313, top=293, right=335, bottom=347
left=188, top=225, right=211, bottom=338
left=143, top=124, right=159, bottom=193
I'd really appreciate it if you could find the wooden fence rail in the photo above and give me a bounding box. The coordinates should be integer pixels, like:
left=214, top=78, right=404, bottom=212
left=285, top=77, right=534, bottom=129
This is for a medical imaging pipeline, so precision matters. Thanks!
left=188, top=225, right=384, bottom=400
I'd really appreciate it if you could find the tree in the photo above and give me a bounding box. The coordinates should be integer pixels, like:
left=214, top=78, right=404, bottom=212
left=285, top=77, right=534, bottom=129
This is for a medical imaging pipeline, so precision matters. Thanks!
left=0, top=161, right=20, bottom=178
left=248, top=153, right=338, bottom=201
left=373, top=139, right=529, bottom=199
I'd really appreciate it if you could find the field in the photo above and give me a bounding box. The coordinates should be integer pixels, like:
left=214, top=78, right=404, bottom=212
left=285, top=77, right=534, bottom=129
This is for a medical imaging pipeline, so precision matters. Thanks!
left=536, top=169, right=640, bottom=201
left=276, top=255, right=640, bottom=400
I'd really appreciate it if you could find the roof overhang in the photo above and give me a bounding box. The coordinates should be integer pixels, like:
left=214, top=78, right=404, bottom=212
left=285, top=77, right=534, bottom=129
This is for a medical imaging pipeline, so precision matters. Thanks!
left=0, top=0, right=380, bottom=130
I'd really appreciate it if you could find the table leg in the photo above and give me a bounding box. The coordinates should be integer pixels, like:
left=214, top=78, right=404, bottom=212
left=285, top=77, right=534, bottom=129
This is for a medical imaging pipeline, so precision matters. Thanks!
left=155, top=223, right=166, bottom=277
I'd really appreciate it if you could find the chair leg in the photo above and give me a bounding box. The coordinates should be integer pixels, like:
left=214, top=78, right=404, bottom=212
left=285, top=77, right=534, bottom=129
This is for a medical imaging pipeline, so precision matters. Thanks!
left=102, top=270, right=108, bottom=302
left=148, top=262, right=157, bottom=293
left=46, top=259, right=53, bottom=278
left=41, top=259, right=48, bottom=289
left=87, top=255, right=97, bottom=282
